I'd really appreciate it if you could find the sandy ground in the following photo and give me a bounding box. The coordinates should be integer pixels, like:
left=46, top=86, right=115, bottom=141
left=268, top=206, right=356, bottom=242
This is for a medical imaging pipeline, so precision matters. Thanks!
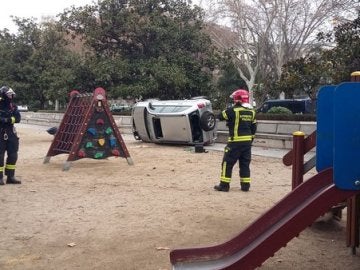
left=0, top=124, right=359, bottom=270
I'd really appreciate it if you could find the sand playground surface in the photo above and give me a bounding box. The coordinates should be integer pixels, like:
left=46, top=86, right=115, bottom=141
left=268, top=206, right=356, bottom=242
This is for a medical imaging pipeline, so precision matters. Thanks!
left=0, top=124, right=360, bottom=270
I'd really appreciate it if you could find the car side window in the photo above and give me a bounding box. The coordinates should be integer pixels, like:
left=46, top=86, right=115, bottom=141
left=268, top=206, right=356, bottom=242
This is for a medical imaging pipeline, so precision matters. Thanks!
left=172, top=106, right=191, bottom=112
left=149, top=105, right=192, bottom=113
left=161, top=106, right=176, bottom=113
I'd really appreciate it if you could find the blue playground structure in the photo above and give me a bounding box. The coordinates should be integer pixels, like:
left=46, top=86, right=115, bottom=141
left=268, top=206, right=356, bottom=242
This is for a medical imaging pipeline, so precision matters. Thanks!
left=170, top=72, right=360, bottom=269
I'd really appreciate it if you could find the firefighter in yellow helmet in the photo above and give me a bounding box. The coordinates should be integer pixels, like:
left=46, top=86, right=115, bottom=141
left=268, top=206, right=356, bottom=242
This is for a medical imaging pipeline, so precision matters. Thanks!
left=0, top=86, right=21, bottom=185
left=214, top=89, right=256, bottom=192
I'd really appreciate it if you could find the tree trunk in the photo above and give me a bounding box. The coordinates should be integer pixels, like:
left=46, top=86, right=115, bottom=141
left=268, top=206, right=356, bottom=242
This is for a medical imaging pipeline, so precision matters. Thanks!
left=55, top=100, right=59, bottom=111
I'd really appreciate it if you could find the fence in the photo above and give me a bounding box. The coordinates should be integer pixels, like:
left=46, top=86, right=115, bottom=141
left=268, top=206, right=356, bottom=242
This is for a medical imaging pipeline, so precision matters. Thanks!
left=21, top=112, right=316, bottom=149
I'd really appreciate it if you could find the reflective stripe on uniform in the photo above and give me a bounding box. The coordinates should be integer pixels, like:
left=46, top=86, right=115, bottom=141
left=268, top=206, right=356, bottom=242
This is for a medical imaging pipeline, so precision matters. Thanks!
left=11, top=116, right=15, bottom=124
left=0, top=166, right=3, bottom=172
left=5, top=164, right=16, bottom=170
left=240, top=177, right=251, bottom=183
left=234, top=108, right=240, bottom=139
left=228, top=135, right=253, bottom=142
left=222, top=110, right=228, bottom=120
left=220, top=176, right=231, bottom=183
left=221, top=161, right=231, bottom=183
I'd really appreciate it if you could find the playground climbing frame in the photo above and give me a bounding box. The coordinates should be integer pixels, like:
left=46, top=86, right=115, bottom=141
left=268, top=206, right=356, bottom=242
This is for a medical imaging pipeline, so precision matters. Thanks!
left=43, top=87, right=133, bottom=170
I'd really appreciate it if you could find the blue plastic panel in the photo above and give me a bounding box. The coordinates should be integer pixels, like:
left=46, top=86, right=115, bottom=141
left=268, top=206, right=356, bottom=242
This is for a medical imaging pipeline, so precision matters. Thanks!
left=316, top=85, right=335, bottom=172
left=334, top=82, right=360, bottom=190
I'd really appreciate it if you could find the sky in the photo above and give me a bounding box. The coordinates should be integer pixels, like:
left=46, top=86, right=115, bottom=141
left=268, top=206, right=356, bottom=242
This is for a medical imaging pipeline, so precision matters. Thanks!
left=1, top=0, right=95, bottom=33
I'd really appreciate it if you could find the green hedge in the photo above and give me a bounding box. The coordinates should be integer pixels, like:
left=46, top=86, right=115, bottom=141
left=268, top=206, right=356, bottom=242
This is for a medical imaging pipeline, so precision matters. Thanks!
left=213, top=109, right=316, bottom=121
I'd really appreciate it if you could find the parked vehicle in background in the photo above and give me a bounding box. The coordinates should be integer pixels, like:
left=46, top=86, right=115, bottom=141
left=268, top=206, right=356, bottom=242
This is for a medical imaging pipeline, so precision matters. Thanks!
left=17, top=105, right=29, bottom=112
left=132, top=98, right=217, bottom=145
left=256, top=98, right=316, bottom=114
left=110, top=104, right=132, bottom=113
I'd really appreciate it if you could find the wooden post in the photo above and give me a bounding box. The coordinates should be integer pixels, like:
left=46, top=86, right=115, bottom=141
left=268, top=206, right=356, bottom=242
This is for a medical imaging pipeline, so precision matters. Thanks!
left=292, top=131, right=305, bottom=189
left=350, top=71, right=360, bottom=82
left=347, top=195, right=360, bottom=254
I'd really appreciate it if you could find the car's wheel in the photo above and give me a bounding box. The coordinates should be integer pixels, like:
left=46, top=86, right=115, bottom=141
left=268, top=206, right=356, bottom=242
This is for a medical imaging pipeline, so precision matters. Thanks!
left=200, top=111, right=216, bottom=131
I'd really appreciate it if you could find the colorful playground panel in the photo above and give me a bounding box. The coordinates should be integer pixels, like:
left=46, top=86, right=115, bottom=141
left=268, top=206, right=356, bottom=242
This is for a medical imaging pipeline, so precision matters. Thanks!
left=317, top=82, right=360, bottom=190
left=316, top=85, right=335, bottom=172
left=333, top=82, right=360, bottom=190
left=44, top=87, right=133, bottom=170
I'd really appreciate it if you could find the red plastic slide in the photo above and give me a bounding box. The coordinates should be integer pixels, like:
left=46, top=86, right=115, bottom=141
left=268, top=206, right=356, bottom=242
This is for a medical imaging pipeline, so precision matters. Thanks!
left=170, top=168, right=360, bottom=270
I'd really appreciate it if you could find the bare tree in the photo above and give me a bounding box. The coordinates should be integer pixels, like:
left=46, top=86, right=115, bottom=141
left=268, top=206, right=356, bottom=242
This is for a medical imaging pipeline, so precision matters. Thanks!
left=199, top=0, right=359, bottom=102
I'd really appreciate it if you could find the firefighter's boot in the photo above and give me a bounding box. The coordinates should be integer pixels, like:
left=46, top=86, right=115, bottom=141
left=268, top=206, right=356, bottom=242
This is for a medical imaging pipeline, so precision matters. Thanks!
left=241, top=182, right=250, bottom=192
left=7, top=176, right=21, bottom=184
left=0, top=178, right=4, bottom=185
left=214, top=181, right=230, bottom=192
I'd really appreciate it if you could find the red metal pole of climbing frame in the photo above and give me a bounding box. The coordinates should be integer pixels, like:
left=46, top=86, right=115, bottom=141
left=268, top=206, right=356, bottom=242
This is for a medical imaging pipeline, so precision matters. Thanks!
left=292, top=131, right=305, bottom=190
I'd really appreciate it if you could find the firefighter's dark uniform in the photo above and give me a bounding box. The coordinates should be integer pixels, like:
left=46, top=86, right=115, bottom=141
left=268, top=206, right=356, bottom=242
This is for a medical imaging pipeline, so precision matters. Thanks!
left=214, top=103, right=256, bottom=192
left=0, top=90, right=21, bottom=185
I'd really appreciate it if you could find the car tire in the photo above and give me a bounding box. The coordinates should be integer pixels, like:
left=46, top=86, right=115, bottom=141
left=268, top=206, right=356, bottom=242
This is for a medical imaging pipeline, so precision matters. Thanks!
left=200, top=111, right=216, bottom=131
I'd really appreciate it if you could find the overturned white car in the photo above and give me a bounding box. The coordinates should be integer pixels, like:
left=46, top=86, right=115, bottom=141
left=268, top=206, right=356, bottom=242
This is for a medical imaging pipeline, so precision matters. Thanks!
left=132, top=98, right=217, bottom=145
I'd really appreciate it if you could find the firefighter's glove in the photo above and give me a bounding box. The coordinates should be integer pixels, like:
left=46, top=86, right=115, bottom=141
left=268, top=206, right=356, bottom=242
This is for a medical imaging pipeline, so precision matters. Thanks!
left=0, top=117, right=10, bottom=123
